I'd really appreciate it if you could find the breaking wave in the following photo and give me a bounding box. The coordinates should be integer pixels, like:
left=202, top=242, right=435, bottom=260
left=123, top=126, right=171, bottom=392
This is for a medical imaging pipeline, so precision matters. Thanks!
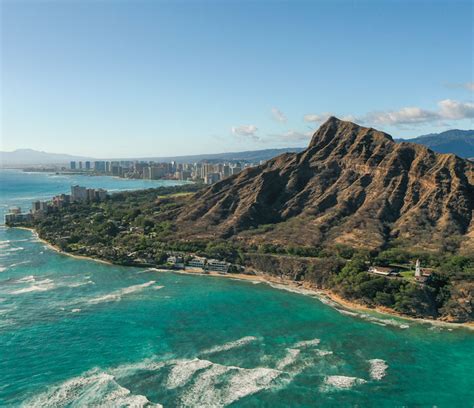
left=200, top=336, right=258, bottom=355
left=87, top=281, right=160, bottom=304
left=294, top=338, right=321, bottom=348
left=5, top=246, right=24, bottom=253
left=5, top=275, right=94, bottom=295
left=336, top=308, right=410, bottom=329
left=21, top=370, right=162, bottom=408
left=369, top=359, right=388, bottom=380
left=166, top=358, right=213, bottom=389
left=322, top=375, right=367, bottom=390
left=178, top=361, right=283, bottom=407
left=6, top=261, right=31, bottom=269
left=276, top=349, right=300, bottom=370
left=9, top=278, right=56, bottom=294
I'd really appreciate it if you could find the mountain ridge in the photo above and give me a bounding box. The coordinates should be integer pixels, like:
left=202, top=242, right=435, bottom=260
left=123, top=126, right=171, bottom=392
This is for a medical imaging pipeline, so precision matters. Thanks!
left=164, top=117, right=474, bottom=253
left=399, top=129, right=474, bottom=158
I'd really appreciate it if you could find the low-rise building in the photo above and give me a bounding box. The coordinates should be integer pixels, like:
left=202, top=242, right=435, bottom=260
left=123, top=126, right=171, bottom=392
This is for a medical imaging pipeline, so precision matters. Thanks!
left=368, top=266, right=399, bottom=276
left=167, top=255, right=185, bottom=269
left=207, top=259, right=230, bottom=273
left=187, top=256, right=207, bottom=269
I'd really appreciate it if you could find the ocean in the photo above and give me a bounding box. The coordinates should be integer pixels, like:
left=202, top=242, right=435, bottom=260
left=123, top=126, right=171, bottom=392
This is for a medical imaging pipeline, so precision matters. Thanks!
left=0, top=169, right=473, bottom=407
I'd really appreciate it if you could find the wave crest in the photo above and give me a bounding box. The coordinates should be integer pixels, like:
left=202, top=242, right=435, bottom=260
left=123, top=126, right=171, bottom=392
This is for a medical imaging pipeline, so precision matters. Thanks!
left=22, top=370, right=162, bottom=408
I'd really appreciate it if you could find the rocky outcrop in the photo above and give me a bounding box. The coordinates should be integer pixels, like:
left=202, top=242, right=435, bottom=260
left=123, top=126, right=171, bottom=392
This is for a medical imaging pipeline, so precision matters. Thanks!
left=171, top=117, right=474, bottom=252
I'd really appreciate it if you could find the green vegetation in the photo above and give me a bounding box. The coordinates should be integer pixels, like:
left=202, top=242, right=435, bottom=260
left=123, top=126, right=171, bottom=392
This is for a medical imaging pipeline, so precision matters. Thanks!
left=23, top=186, right=473, bottom=323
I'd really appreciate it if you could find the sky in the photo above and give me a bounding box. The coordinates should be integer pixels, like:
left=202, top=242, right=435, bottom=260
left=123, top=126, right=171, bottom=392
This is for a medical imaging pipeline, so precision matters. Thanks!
left=1, top=0, right=473, bottom=158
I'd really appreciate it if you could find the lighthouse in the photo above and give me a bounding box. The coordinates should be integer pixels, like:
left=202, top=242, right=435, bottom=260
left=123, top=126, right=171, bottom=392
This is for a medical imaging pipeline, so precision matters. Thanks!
left=415, top=259, right=421, bottom=278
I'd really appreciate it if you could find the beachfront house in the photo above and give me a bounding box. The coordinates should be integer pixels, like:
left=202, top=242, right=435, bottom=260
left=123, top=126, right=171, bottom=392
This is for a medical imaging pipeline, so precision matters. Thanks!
left=207, top=259, right=230, bottom=274
left=187, top=256, right=207, bottom=270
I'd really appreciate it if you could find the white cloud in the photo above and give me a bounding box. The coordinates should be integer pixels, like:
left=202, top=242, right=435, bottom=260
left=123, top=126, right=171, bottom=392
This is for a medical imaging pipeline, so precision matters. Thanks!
left=303, top=99, right=474, bottom=128
left=438, top=99, right=474, bottom=119
left=303, top=112, right=333, bottom=123
left=363, top=107, right=439, bottom=126
left=465, top=82, right=474, bottom=91
left=271, top=107, right=287, bottom=123
left=231, top=124, right=259, bottom=139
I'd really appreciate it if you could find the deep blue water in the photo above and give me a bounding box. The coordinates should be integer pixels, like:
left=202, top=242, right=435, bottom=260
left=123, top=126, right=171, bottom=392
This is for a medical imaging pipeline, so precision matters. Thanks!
left=0, top=169, right=473, bottom=407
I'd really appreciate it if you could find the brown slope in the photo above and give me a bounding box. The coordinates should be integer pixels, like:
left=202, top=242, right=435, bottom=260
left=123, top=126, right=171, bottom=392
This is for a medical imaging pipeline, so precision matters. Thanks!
left=172, top=117, right=474, bottom=252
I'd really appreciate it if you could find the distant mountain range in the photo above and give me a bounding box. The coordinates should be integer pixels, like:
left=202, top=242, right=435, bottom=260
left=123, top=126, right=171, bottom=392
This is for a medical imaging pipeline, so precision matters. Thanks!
left=399, top=129, right=474, bottom=158
left=1, top=129, right=472, bottom=166
left=0, top=149, right=93, bottom=167
left=0, top=148, right=305, bottom=167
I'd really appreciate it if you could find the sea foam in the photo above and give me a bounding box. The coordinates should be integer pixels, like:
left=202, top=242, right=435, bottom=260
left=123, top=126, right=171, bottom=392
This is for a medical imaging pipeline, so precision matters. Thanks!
left=178, top=362, right=282, bottom=407
left=87, top=281, right=160, bottom=304
left=22, top=370, right=163, bottom=408
left=323, top=375, right=367, bottom=390
left=276, top=349, right=300, bottom=370
left=166, top=358, right=213, bottom=389
left=368, top=359, right=388, bottom=380
left=293, top=338, right=321, bottom=348
left=9, top=278, right=56, bottom=294
left=200, top=336, right=258, bottom=355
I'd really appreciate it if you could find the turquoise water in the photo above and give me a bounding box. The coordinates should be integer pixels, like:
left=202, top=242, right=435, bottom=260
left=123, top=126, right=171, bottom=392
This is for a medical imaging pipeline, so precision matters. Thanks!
left=0, top=170, right=473, bottom=407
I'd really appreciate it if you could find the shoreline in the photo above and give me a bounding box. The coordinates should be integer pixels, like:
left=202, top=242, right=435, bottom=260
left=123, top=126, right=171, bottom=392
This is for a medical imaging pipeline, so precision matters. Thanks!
left=15, top=226, right=114, bottom=265
left=12, top=226, right=474, bottom=330
left=160, top=267, right=474, bottom=330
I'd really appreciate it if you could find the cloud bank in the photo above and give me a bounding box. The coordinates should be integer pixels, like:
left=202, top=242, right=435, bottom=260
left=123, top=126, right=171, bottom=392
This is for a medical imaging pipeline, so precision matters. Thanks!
left=232, top=124, right=259, bottom=139
left=304, top=99, right=474, bottom=127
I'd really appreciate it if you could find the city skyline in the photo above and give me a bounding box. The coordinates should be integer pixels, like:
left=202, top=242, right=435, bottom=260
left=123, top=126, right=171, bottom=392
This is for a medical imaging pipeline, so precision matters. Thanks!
left=2, top=0, right=473, bottom=157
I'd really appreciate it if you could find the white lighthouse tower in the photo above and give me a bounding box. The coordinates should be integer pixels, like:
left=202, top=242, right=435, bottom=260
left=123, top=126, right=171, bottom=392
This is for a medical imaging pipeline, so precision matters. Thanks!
left=415, top=259, right=421, bottom=278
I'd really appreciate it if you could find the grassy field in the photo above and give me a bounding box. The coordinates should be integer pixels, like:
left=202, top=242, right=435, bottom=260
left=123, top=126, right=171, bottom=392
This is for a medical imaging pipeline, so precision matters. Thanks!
left=400, top=270, right=415, bottom=281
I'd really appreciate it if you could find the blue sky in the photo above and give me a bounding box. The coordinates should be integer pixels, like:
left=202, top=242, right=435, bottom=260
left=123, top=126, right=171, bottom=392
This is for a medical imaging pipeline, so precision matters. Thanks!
left=1, top=0, right=473, bottom=158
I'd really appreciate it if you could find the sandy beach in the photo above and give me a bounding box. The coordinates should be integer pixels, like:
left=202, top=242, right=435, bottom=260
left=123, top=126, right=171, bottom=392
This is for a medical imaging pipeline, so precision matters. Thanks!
left=13, top=226, right=473, bottom=330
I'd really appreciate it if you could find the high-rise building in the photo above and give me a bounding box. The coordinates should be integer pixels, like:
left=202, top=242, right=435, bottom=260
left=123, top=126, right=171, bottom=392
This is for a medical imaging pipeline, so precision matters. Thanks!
left=231, top=164, right=242, bottom=175
left=70, top=161, right=76, bottom=170
left=85, top=161, right=91, bottom=170
left=78, top=161, right=83, bottom=170
left=71, top=185, right=87, bottom=202
left=204, top=173, right=220, bottom=185
left=94, top=161, right=106, bottom=172
left=223, top=165, right=231, bottom=178
left=146, top=166, right=165, bottom=180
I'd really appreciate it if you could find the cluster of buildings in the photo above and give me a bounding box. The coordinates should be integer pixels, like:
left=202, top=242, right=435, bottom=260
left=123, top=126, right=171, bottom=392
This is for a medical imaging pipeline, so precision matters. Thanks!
left=5, top=185, right=108, bottom=225
left=167, top=255, right=231, bottom=273
left=4, top=207, right=33, bottom=224
left=69, top=159, right=256, bottom=184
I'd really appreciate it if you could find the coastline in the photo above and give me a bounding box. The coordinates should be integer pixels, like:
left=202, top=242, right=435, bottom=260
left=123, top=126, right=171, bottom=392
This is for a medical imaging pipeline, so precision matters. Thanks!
left=15, top=226, right=114, bottom=265
left=12, top=226, right=474, bottom=330
left=161, top=267, right=474, bottom=330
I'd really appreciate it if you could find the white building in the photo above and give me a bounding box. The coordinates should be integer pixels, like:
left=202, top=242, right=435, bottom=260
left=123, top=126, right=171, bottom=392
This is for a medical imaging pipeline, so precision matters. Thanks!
left=207, top=259, right=230, bottom=273
left=368, top=266, right=398, bottom=276
left=187, top=257, right=207, bottom=269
